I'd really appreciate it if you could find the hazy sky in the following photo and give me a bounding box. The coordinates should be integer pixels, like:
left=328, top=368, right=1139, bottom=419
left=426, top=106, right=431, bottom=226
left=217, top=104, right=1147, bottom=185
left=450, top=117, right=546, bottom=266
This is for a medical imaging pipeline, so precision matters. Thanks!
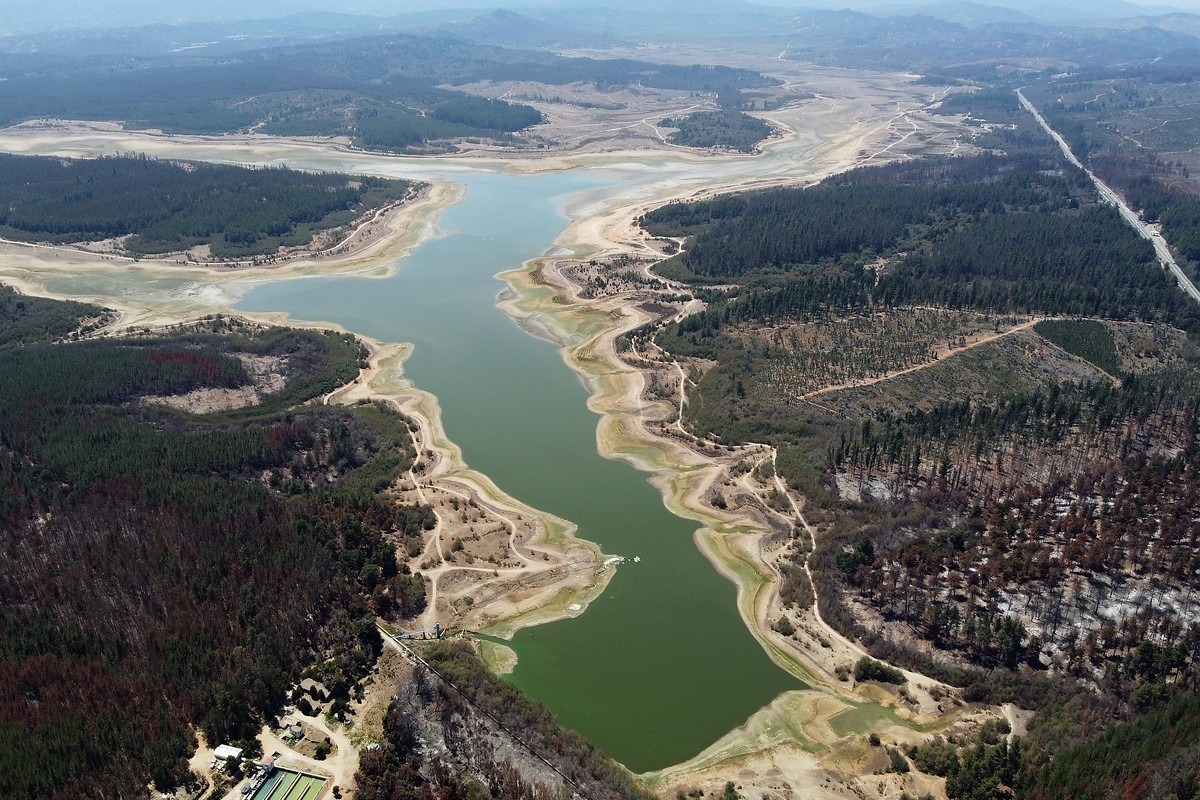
left=4, top=0, right=1199, bottom=37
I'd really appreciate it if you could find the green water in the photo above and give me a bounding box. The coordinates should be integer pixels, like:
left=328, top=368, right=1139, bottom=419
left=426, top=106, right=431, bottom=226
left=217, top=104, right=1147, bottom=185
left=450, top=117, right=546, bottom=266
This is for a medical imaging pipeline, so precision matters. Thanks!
left=241, top=168, right=798, bottom=771
left=827, top=703, right=907, bottom=739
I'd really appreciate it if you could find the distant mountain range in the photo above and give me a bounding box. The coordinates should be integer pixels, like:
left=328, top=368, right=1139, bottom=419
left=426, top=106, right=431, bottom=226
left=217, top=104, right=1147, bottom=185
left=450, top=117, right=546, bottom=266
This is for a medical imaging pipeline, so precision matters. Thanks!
left=4, top=0, right=1200, bottom=79
left=4, top=0, right=1200, bottom=38
left=417, top=9, right=613, bottom=49
left=861, top=0, right=1187, bottom=23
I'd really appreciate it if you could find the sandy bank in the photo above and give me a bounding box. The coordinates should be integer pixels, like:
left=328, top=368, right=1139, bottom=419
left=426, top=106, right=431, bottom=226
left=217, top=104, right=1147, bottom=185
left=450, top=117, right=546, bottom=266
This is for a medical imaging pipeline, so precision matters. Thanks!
left=302, top=335, right=615, bottom=640
left=489, top=83, right=986, bottom=795
left=0, top=180, right=459, bottom=324
left=0, top=117, right=728, bottom=176
left=0, top=62, right=992, bottom=797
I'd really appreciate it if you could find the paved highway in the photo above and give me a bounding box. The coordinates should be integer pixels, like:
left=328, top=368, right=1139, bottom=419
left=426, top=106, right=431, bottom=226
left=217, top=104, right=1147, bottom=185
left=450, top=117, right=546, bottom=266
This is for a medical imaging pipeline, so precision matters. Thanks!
left=1018, top=88, right=1200, bottom=305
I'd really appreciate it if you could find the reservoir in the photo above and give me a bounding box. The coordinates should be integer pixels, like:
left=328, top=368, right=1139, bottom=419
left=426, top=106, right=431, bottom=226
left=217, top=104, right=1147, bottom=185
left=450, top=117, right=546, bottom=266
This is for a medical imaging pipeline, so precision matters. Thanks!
left=238, top=165, right=801, bottom=772
left=0, top=134, right=809, bottom=771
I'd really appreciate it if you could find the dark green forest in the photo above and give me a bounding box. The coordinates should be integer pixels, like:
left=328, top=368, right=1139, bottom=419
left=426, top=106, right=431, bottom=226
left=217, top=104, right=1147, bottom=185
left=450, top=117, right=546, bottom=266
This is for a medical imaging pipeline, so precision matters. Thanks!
left=1161, top=198, right=1200, bottom=265
left=1021, top=694, right=1200, bottom=799
left=0, top=309, right=434, bottom=800
left=659, top=110, right=773, bottom=153
left=0, top=153, right=413, bottom=257
left=641, top=153, right=1081, bottom=277
left=353, top=98, right=544, bottom=152
left=1032, top=319, right=1122, bottom=375
left=643, top=154, right=1199, bottom=335
left=0, top=33, right=769, bottom=150
left=645, top=159, right=1200, bottom=381
left=0, top=284, right=110, bottom=348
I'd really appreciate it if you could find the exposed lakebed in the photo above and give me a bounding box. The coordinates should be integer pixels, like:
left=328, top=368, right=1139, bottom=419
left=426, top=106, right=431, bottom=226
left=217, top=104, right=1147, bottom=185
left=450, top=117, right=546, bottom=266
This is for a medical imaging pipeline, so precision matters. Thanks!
left=0, top=140, right=816, bottom=771
left=238, top=166, right=801, bottom=771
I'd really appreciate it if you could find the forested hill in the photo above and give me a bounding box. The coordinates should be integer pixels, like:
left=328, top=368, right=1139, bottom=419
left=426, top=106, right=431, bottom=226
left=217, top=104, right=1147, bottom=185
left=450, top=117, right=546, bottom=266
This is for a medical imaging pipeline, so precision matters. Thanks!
left=643, top=153, right=1200, bottom=336
left=629, top=138, right=1200, bottom=798
left=0, top=284, right=110, bottom=348
left=0, top=32, right=771, bottom=150
left=659, top=109, right=775, bottom=153
left=0, top=153, right=413, bottom=258
left=0, top=307, right=434, bottom=799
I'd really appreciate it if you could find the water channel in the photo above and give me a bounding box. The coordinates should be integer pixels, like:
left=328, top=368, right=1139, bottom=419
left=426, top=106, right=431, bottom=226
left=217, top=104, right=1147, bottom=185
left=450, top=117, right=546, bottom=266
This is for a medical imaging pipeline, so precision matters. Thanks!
left=238, top=166, right=801, bottom=772
left=2, top=139, right=815, bottom=771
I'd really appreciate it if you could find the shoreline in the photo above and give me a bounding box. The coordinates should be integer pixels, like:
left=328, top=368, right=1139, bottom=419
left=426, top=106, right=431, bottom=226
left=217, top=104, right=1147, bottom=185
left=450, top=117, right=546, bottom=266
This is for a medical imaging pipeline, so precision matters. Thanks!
left=1, top=116, right=779, bottom=174
left=0, top=180, right=463, bottom=330
left=0, top=70, right=982, bottom=796
left=303, top=333, right=619, bottom=643
left=497, top=254, right=961, bottom=796
left=491, top=109, right=976, bottom=793
left=0, top=182, right=428, bottom=271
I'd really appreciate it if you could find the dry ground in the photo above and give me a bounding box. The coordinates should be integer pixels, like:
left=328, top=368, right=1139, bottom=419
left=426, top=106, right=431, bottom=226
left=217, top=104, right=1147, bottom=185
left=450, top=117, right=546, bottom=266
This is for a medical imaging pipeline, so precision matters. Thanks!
left=0, top=55, right=1001, bottom=800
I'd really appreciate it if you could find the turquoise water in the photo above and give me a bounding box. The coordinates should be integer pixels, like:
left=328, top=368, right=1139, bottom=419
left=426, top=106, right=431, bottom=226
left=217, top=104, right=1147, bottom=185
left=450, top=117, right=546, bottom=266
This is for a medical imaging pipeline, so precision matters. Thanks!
left=240, top=168, right=799, bottom=772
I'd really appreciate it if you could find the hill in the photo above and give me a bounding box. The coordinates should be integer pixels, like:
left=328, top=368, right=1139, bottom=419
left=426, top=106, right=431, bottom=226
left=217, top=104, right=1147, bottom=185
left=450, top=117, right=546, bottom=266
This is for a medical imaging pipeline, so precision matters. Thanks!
left=0, top=153, right=415, bottom=259
left=0, top=307, right=436, bottom=799
left=0, top=31, right=770, bottom=151
left=614, top=103, right=1200, bottom=794
left=423, top=9, right=611, bottom=49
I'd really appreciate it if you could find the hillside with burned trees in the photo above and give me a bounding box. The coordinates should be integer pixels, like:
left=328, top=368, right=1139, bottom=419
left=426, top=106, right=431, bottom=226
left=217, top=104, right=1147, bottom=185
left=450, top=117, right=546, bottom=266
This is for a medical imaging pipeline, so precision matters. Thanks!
left=0, top=304, right=433, bottom=800
left=629, top=100, right=1200, bottom=798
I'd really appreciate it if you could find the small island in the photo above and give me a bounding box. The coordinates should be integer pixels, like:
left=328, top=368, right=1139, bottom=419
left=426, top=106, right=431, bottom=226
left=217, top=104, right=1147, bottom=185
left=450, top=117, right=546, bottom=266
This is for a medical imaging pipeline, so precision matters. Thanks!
left=659, top=109, right=776, bottom=153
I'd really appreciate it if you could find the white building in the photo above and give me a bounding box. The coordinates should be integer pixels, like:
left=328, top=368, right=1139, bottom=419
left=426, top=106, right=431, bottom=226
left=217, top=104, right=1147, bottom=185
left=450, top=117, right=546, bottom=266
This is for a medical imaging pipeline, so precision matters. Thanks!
left=214, top=744, right=244, bottom=762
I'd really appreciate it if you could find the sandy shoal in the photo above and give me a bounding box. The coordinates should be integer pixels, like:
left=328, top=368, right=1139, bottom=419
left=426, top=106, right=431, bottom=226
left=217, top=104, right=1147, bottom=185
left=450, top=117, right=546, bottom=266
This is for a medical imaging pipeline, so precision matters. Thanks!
left=490, top=85, right=976, bottom=793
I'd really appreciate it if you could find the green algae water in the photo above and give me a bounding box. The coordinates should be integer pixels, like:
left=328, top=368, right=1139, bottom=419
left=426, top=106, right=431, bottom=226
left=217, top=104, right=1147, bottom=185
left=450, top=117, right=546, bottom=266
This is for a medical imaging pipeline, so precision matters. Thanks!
left=239, top=168, right=799, bottom=771
left=0, top=154, right=758, bottom=771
